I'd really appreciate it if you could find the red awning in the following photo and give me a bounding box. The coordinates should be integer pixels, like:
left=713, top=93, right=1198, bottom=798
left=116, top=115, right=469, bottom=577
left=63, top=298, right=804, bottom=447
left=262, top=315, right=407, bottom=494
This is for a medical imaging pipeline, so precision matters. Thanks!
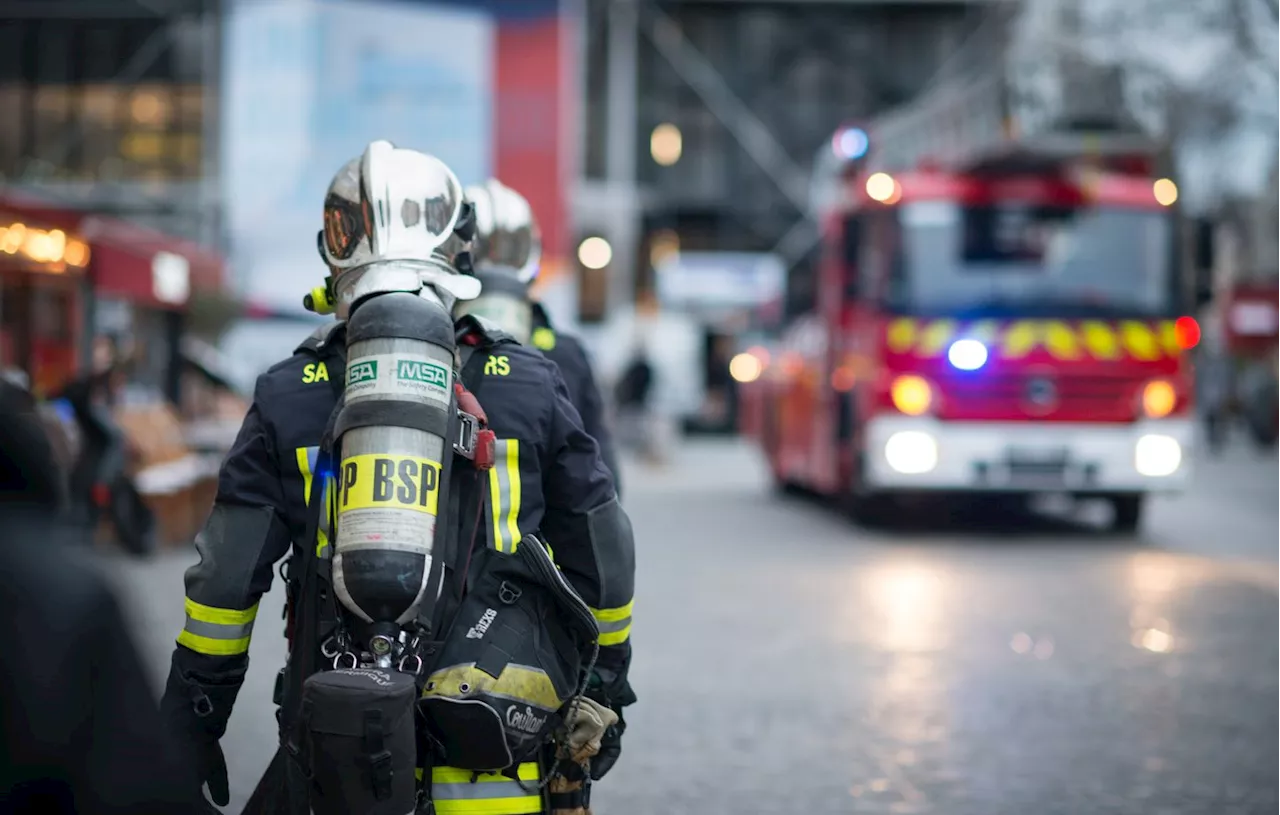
left=0, top=192, right=225, bottom=311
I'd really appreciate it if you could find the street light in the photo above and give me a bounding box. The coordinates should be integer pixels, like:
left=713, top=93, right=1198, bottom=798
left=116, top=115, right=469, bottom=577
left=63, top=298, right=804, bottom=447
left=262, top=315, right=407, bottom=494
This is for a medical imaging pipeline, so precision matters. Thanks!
left=577, top=236, right=613, bottom=270
left=650, top=123, right=683, bottom=166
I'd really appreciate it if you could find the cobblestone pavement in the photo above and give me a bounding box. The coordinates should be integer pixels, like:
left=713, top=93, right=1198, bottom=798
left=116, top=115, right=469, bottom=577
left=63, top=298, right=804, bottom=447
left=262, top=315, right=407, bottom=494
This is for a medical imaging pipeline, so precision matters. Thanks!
left=106, top=438, right=1278, bottom=814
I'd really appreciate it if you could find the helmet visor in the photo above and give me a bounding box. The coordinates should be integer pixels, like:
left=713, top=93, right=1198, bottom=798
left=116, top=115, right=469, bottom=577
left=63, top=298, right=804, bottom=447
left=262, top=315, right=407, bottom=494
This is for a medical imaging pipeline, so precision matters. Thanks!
left=322, top=192, right=367, bottom=261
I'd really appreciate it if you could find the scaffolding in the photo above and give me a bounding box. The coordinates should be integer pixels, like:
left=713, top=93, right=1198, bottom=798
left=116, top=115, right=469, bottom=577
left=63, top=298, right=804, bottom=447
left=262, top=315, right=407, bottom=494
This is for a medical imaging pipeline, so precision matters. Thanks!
left=0, top=0, right=222, bottom=247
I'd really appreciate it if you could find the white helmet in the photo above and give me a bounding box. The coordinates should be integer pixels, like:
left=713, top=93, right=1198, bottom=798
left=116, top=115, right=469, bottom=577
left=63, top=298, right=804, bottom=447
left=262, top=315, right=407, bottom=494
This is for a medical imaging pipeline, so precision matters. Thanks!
left=316, top=140, right=480, bottom=318
left=465, top=178, right=542, bottom=285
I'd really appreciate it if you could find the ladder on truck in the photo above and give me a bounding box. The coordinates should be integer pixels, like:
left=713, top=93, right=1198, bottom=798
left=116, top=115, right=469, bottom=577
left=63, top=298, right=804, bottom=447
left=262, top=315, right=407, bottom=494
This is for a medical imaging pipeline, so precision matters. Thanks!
left=863, top=55, right=1165, bottom=174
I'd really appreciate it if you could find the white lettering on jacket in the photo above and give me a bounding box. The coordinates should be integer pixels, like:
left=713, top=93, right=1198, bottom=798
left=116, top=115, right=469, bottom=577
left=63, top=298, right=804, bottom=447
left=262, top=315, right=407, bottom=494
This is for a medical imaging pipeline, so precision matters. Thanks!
left=506, top=705, right=547, bottom=735
left=466, top=608, right=498, bottom=640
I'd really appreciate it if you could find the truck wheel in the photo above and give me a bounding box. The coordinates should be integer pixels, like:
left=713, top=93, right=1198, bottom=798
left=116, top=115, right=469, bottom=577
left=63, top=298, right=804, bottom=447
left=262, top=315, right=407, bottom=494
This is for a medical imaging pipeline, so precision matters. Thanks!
left=847, top=492, right=897, bottom=527
left=1110, top=495, right=1145, bottom=533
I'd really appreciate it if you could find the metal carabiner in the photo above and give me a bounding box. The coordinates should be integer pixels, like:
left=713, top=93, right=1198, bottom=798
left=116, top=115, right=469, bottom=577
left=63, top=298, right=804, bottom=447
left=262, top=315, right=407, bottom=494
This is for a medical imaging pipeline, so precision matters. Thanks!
left=398, top=654, right=423, bottom=675
left=333, top=651, right=358, bottom=670
left=320, top=636, right=340, bottom=659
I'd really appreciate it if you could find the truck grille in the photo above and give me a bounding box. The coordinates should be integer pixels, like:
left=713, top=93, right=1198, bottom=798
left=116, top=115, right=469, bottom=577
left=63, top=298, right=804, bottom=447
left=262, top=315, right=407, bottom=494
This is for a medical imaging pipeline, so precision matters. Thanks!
left=940, top=374, right=1137, bottom=422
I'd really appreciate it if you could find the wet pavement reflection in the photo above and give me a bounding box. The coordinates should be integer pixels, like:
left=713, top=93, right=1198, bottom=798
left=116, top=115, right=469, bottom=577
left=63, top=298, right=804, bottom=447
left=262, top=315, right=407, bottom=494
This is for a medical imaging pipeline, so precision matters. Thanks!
left=110, top=439, right=1277, bottom=814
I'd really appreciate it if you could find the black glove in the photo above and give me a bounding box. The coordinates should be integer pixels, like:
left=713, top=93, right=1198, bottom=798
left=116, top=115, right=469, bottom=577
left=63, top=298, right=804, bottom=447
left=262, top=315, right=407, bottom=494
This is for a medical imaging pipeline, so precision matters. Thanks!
left=160, top=658, right=246, bottom=807
left=589, top=710, right=625, bottom=781
left=584, top=667, right=634, bottom=781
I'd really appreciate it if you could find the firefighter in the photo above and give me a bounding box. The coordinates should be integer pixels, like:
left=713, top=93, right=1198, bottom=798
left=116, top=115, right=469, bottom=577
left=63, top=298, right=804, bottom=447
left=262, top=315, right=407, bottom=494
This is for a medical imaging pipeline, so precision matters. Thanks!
left=458, top=178, right=623, bottom=496
left=159, top=141, right=636, bottom=814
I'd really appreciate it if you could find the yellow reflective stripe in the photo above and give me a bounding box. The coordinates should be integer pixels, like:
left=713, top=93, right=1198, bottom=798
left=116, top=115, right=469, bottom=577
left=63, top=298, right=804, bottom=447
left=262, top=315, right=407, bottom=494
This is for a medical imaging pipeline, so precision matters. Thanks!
left=1042, top=320, right=1081, bottom=360
left=504, top=441, right=521, bottom=552
left=1158, top=320, right=1182, bottom=356
left=433, top=797, right=542, bottom=815
left=1081, top=321, right=1121, bottom=360
left=431, top=762, right=542, bottom=815
left=186, top=597, right=258, bottom=626
left=885, top=318, right=917, bottom=354
left=1120, top=321, right=1161, bottom=361
left=487, top=440, right=523, bottom=553
left=296, top=446, right=331, bottom=557
left=917, top=319, right=955, bottom=357
left=177, top=630, right=252, bottom=655
left=178, top=598, right=258, bottom=655
left=432, top=763, right=540, bottom=784
left=296, top=448, right=313, bottom=506
left=591, top=600, right=633, bottom=623
left=1002, top=320, right=1041, bottom=358
left=488, top=464, right=504, bottom=552
left=967, top=319, right=1000, bottom=344
left=592, top=600, right=633, bottom=646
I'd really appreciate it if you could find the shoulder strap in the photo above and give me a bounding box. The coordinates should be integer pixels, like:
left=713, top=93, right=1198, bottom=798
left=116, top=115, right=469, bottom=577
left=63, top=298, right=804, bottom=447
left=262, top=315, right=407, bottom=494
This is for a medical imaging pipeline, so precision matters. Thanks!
left=294, top=321, right=344, bottom=355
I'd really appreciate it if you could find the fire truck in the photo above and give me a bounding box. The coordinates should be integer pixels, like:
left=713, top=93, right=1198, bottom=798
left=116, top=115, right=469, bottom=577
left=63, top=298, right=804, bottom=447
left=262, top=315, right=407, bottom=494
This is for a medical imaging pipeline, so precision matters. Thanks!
left=748, top=64, right=1205, bottom=532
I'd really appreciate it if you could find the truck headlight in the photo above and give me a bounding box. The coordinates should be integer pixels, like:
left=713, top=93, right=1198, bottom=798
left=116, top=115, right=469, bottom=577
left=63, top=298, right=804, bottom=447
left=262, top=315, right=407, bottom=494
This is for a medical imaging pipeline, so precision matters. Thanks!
left=1135, top=434, right=1181, bottom=477
left=884, top=431, right=938, bottom=474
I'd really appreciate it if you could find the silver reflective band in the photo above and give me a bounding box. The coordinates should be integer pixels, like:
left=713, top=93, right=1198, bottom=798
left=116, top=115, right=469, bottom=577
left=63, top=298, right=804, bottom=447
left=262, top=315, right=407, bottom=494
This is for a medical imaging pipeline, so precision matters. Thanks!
left=596, top=616, right=630, bottom=637
left=182, top=617, right=254, bottom=641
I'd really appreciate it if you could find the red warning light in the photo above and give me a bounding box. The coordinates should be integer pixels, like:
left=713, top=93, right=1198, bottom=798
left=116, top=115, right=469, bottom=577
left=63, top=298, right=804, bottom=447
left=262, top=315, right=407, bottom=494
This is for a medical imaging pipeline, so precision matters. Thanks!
left=1174, top=316, right=1201, bottom=349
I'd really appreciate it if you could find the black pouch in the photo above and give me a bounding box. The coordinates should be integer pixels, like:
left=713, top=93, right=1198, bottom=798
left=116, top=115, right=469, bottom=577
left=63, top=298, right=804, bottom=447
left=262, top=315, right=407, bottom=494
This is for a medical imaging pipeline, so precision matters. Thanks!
left=297, top=668, right=418, bottom=815
left=420, top=535, right=598, bottom=772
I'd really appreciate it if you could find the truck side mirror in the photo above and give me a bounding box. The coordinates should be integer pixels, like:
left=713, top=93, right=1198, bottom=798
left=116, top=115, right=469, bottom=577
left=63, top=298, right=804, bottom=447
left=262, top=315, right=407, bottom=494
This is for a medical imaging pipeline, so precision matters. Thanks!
left=841, top=215, right=861, bottom=300
left=1192, top=218, right=1215, bottom=308
left=1193, top=219, right=1215, bottom=271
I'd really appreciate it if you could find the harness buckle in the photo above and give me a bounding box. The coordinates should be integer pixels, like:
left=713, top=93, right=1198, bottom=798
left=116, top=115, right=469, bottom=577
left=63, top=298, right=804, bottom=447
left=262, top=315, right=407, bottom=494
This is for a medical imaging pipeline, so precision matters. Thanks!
left=454, top=412, right=479, bottom=460
left=497, top=581, right=522, bottom=605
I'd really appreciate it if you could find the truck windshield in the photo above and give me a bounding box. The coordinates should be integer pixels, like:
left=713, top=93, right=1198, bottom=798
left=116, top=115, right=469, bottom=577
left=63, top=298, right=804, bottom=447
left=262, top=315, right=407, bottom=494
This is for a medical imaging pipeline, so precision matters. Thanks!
left=888, top=200, right=1174, bottom=317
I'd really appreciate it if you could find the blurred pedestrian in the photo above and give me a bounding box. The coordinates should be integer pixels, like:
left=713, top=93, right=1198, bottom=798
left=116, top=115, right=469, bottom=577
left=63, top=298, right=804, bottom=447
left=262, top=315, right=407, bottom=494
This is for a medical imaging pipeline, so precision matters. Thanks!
left=0, top=379, right=202, bottom=814
left=1198, top=345, right=1228, bottom=455
left=614, top=345, right=656, bottom=460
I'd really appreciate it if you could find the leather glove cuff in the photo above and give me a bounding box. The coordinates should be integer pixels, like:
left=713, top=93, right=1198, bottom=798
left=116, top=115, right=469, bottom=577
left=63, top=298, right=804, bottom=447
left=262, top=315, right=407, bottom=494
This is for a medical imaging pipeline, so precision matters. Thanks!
left=585, top=669, right=637, bottom=711
left=161, top=657, right=247, bottom=741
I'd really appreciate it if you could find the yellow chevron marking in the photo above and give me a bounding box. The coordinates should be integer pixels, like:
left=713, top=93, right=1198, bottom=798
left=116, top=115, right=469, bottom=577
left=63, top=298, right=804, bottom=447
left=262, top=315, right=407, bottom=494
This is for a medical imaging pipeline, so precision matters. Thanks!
left=1002, top=320, right=1042, bottom=359
left=1081, top=321, right=1121, bottom=360
left=918, top=319, right=956, bottom=357
left=1157, top=320, right=1182, bottom=357
left=1043, top=320, right=1082, bottom=360
left=967, top=320, right=1000, bottom=344
left=886, top=318, right=917, bottom=354
left=1120, top=321, right=1161, bottom=361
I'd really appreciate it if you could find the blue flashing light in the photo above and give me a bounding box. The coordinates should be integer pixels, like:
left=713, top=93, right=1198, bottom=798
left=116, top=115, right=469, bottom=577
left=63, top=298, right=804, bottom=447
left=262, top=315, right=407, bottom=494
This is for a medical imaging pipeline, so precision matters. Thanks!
left=948, top=339, right=988, bottom=371
left=832, top=127, right=869, bottom=160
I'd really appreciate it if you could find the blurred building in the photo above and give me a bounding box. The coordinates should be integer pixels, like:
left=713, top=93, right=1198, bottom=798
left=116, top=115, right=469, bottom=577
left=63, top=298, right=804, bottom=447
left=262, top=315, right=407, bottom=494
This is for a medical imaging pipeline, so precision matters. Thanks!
left=0, top=0, right=225, bottom=400
left=572, top=0, right=1002, bottom=323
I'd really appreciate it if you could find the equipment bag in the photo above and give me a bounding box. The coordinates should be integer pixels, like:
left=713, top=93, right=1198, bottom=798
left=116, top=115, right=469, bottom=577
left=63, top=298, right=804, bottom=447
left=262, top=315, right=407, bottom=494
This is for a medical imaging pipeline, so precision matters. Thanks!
left=420, top=534, right=599, bottom=772
left=298, top=668, right=418, bottom=815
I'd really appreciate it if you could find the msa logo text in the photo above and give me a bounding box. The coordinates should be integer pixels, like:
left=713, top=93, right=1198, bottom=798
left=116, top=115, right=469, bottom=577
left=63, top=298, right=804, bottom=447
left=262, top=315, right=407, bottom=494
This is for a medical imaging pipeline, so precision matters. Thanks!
left=347, top=360, right=378, bottom=385
left=397, top=359, right=449, bottom=389
left=466, top=608, right=498, bottom=639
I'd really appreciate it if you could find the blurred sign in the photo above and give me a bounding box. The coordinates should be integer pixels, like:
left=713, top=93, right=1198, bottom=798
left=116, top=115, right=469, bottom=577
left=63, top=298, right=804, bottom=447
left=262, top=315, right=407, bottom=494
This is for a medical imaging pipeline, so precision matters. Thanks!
left=655, top=252, right=785, bottom=317
left=222, top=0, right=493, bottom=309
left=1231, top=302, right=1278, bottom=336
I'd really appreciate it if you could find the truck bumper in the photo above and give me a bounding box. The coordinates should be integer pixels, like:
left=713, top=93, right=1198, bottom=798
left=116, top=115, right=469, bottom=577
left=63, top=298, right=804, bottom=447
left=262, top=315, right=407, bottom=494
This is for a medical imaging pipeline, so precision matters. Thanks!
left=863, top=416, right=1195, bottom=494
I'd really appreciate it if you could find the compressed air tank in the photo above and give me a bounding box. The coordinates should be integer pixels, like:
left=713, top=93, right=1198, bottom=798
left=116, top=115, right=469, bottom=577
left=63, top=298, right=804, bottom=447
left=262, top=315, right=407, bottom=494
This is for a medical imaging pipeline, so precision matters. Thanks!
left=332, top=290, right=457, bottom=625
